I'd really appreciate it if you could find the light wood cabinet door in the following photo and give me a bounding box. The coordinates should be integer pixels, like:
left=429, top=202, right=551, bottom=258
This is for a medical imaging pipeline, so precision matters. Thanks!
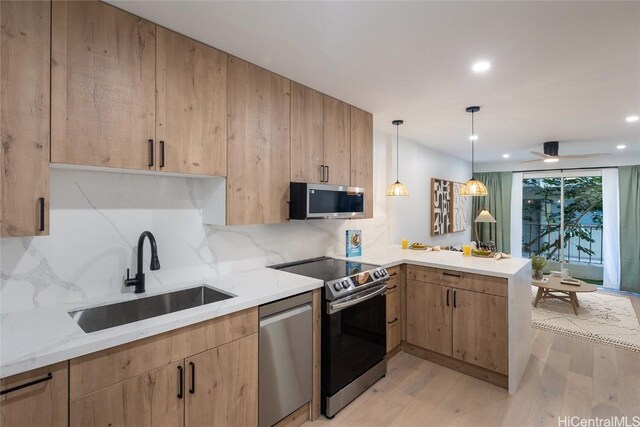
left=227, top=56, right=290, bottom=225
left=185, top=333, right=258, bottom=427
left=350, top=106, right=373, bottom=218
left=291, top=82, right=324, bottom=183
left=70, top=361, right=184, bottom=427
left=452, top=289, right=508, bottom=375
left=323, top=96, right=351, bottom=186
left=406, top=280, right=452, bottom=356
left=51, top=0, right=156, bottom=170
left=386, top=281, right=401, bottom=352
left=0, top=362, right=68, bottom=427
left=0, top=0, right=50, bottom=237
left=156, top=27, right=227, bottom=176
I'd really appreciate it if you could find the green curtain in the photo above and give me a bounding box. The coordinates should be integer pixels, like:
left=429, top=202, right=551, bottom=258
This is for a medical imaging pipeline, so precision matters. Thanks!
left=471, top=172, right=512, bottom=253
left=619, top=165, right=640, bottom=293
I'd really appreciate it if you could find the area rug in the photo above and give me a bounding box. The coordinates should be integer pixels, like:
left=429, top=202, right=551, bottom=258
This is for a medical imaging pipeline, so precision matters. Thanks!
left=531, top=286, right=640, bottom=352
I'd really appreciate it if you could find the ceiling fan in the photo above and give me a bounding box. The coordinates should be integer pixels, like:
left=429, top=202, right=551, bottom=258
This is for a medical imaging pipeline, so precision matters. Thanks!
left=521, top=141, right=610, bottom=163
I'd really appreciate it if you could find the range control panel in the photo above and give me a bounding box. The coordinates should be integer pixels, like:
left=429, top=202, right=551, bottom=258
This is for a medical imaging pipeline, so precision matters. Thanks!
left=325, top=267, right=388, bottom=301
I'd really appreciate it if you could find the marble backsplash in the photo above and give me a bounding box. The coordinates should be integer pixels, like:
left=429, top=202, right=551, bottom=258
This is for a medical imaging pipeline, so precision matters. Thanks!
left=0, top=168, right=390, bottom=313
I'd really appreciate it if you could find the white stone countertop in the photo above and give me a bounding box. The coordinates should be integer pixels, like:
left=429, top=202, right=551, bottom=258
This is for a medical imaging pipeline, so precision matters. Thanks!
left=0, top=268, right=323, bottom=378
left=334, top=245, right=531, bottom=278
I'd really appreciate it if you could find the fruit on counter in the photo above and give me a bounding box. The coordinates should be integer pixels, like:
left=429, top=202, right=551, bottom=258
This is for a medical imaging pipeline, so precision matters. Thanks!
left=410, top=242, right=426, bottom=249
left=472, top=249, right=492, bottom=256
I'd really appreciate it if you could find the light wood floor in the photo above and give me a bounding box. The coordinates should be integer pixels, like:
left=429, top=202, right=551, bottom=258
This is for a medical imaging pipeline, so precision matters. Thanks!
left=305, top=329, right=640, bottom=427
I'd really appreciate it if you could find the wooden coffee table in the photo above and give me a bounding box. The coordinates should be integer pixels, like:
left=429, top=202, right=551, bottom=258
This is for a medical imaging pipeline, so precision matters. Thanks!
left=532, top=275, right=597, bottom=315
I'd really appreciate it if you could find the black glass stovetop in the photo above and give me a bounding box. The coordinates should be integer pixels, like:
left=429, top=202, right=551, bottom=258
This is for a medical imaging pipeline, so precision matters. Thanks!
left=272, top=257, right=380, bottom=282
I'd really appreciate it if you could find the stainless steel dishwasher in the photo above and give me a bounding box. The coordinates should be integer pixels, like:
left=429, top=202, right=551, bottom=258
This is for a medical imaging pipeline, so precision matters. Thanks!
left=259, top=292, right=313, bottom=427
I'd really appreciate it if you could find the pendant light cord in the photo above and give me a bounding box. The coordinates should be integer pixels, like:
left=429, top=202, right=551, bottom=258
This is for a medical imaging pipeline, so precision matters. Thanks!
left=471, top=111, right=475, bottom=177
left=396, top=123, right=400, bottom=182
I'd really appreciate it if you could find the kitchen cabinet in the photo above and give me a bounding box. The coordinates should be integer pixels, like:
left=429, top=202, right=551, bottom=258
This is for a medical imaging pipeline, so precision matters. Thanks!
left=156, top=27, right=227, bottom=176
left=0, top=362, right=68, bottom=427
left=51, top=0, right=156, bottom=170
left=291, top=83, right=324, bottom=183
left=70, top=361, right=184, bottom=427
left=323, top=96, right=352, bottom=186
left=452, top=289, right=508, bottom=375
left=387, top=267, right=402, bottom=353
left=69, top=307, right=258, bottom=426
left=185, top=334, right=258, bottom=426
left=290, top=84, right=351, bottom=186
left=406, top=280, right=452, bottom=356
left=227, top=56, right=291, bottom=225
left=1, top=0, right=50, bottom=237
left=350, top=106, right=374, bottom=218
left=405, top=265, right=508, bottom=376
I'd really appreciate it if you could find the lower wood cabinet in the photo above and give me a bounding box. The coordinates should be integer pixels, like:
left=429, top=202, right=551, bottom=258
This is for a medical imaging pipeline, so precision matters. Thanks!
left=71, top=361, right=184, bottom=427
left=386, top=270, right=402, bottom=353
left=185, top=334, right=258, bottom=426
left=405, top=266, right=508, bottom=376
left=0, top=362, right=68, bottom=427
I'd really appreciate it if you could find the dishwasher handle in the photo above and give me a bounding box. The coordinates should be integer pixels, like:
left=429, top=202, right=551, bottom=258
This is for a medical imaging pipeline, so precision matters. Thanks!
left=259, top=304, right=312, bottom=327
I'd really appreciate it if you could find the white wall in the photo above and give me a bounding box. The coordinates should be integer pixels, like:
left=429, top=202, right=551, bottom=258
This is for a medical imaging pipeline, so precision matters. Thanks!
left=0, top=130, right=471, bottom=313
left=380, top=132, right=473, bottom=246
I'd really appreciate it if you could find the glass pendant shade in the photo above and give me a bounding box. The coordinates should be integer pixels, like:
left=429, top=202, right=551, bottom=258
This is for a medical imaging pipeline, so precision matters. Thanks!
left=387, top=119, right=408, bottom=197
left=386, top=180, right=409, bottom=196
left=460, top=178, right=488, bottom=196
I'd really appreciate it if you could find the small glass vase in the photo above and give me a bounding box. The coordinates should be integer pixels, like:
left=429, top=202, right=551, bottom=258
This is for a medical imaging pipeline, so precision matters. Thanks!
left=532, top=270, right=544, bottom=281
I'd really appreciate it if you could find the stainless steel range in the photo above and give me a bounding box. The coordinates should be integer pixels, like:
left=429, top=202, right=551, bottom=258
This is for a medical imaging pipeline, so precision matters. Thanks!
left=272, top=257, right=389, bottom=418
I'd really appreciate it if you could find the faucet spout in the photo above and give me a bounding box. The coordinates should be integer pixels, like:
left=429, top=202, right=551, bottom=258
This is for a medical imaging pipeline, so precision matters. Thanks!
left=125, top=231, right=161, bottom=293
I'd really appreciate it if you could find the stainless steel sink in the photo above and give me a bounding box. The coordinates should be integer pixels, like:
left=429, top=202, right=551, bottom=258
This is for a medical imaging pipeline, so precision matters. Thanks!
left=69, top=285, right=235, bottom=333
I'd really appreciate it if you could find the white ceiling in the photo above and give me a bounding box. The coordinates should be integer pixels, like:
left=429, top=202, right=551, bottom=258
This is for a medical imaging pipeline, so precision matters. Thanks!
left=109, top=0, right=640, bottom=164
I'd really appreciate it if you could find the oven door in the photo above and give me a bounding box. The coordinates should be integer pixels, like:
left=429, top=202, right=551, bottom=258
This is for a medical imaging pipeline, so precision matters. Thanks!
left=323, top=284, right=387, bottom=397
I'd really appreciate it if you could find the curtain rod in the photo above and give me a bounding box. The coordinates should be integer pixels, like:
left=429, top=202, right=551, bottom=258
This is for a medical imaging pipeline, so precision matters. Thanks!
left=505, top=166, right=620, bottom=174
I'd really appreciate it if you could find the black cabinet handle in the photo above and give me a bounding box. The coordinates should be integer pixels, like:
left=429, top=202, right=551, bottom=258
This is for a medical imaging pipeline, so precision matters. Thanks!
left=446, top=289, right=450, bottom=307
left=453, top=290, right=457, bottom=308
left=325, top=165, right=329, bottom=182
left=389, top=272, right=398, bottom=277
left=148, top=139, right=154, bottom=167
left=160, top=141, right=165, bottom=168
left=177, top=365, right=184, bottom=399
left=320, top=164, right=325, bottom=182
left=387, top=317, right=398, bottom=325
left=189, top=362, right=195, bottom=394
left=443, top=272, right=461, bottom=278
left=0, top=372, right=52, bottom=396
left=387, top=285, right=397, bottom=290
left=38, top=197, right=45, bottom=231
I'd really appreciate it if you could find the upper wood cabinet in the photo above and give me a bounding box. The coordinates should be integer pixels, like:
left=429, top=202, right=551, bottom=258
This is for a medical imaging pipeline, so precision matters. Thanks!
left=156, top=27, right=227, bottom=176
left=0, top=362, right=68, bottom=427
left=51, top=0, right=156, bottom=170
left=0, top=0, right=50, bottom=237
left=323, top=96, right=351, bottom=186
left=350, top=106, right=374, bottom=218
left=227, top=56, right=291, bottom=225
left=291, top=83, right=324, bottom=183
left=290, top=86, right=352, bottom=186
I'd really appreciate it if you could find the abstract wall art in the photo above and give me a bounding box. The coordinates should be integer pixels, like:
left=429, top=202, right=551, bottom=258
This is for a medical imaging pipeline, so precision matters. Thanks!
left=431, top=178, right=467, bottom=236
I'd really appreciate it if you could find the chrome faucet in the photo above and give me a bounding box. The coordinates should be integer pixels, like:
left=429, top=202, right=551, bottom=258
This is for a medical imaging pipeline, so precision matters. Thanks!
left=125, top=231, right=161, bottom=293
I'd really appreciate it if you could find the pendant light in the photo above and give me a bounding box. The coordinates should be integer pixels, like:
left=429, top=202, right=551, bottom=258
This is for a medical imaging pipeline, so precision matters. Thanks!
left=386, top=120, right=409, bottom=196
left=460, top=106, right=488, bottom=196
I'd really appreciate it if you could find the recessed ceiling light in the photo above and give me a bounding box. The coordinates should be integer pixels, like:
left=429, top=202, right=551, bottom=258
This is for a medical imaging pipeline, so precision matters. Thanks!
left=617, top=144, right=626, bottom=149
left=469, top=135, right=478, bottom=141
left=502, top=154, right=510, bottom=158
left=472, top=61, right=491, bottom=73
left=626, top=115, right=639, bottom=123
left=543, top=158, right=560, bottom=163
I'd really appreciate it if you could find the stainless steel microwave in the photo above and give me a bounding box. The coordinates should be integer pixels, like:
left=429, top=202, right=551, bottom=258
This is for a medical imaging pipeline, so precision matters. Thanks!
left=289, top=183, right=365, bottom=219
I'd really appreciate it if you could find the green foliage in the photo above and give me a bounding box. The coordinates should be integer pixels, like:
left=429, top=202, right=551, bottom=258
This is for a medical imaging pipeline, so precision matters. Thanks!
left=530, top=255, right=547, bottom=272
left=523, top=176, right=602, bottom=261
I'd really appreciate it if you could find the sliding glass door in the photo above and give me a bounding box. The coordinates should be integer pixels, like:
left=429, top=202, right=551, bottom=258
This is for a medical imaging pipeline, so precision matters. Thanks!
left=522, top=171, right=603, bottom=284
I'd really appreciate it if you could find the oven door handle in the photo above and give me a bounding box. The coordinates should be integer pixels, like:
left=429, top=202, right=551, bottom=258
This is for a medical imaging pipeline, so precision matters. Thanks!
left=328, top=284, right=387, bottom=314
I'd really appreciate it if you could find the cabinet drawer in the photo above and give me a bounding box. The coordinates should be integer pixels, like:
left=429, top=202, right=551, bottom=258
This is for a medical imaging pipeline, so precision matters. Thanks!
left=0, top=362, right=68, bottom=427
left=407, top=265, right=442, bottom=284
left=386, top=286, right=401, bottom=323
left=458, top=273, right=508, bottom=298
left=71, top=307, right=258, bottom=398
left=386, top=265, right=401, bottom=279
left=386, top=319, right=401, bottom=353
